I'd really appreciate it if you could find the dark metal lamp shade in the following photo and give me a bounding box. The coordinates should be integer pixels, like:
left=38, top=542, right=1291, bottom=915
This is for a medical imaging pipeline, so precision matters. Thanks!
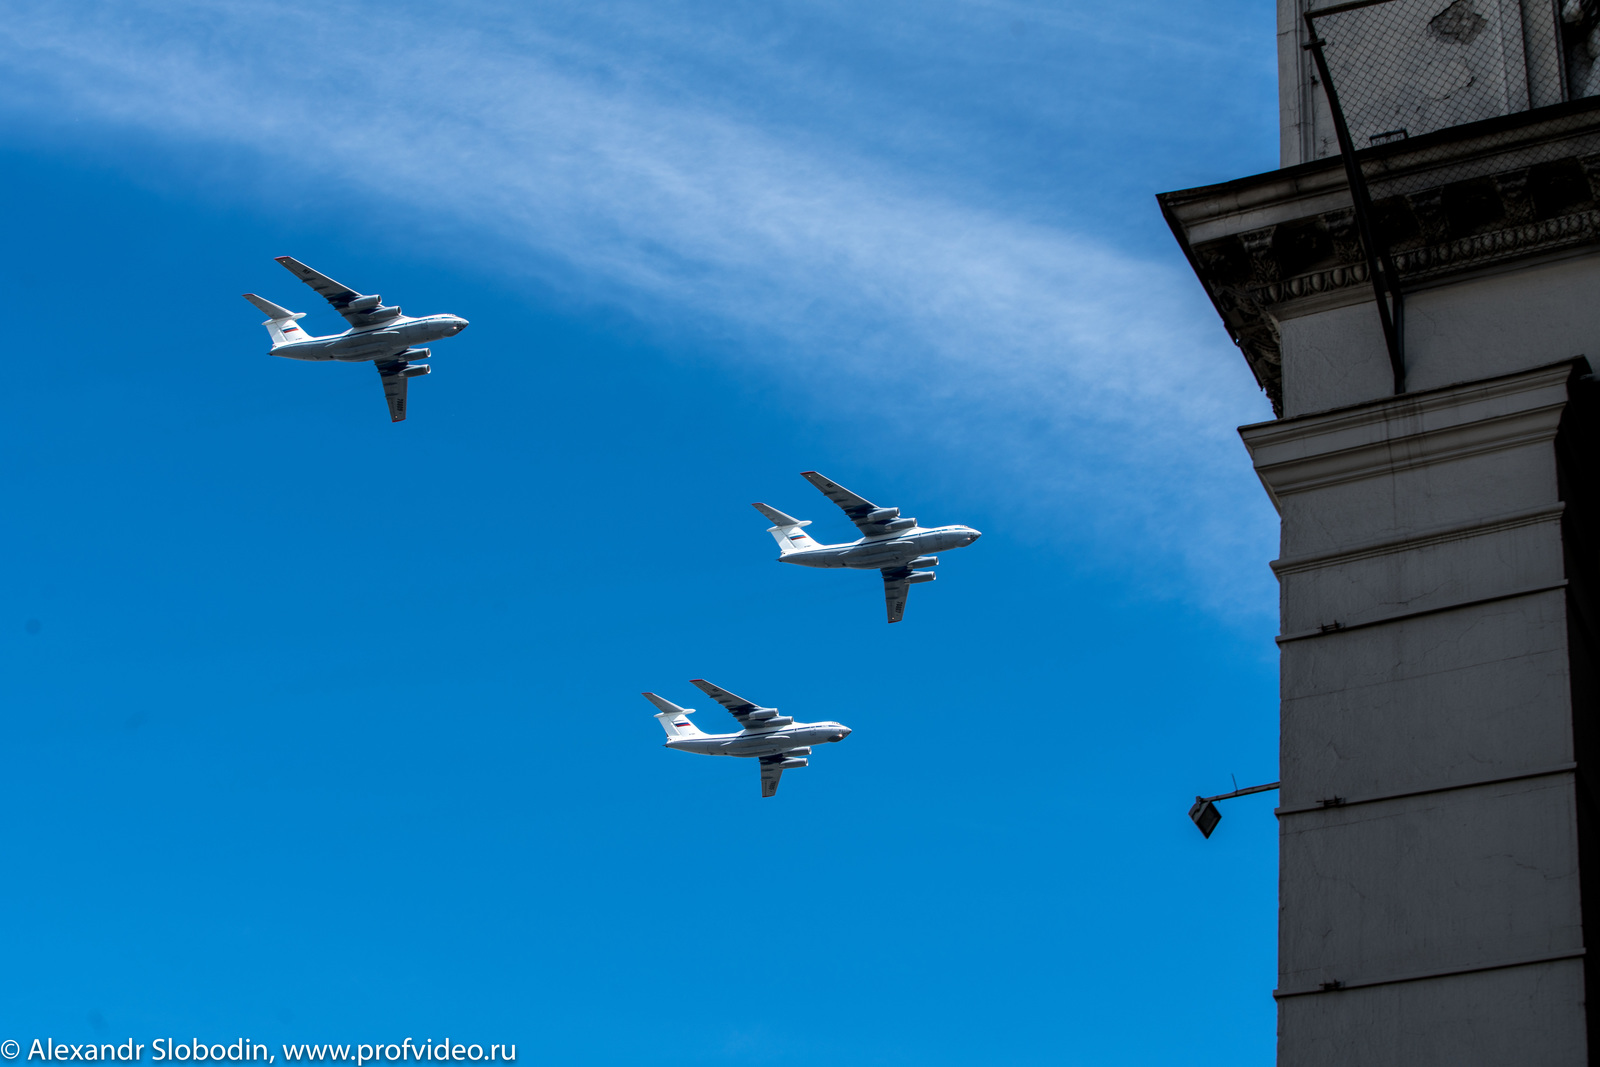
left=1189, top=797, right=1222, bottom=838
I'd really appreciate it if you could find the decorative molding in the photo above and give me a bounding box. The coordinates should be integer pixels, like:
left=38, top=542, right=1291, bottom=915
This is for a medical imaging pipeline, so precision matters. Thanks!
left=1492, top=167, right=1534, bottom=223
left=1239, top=225, right=1281, bottom=284
left=1270, top=501, right=1566, bottom=575
left=1406, top=187, right=1450, bottom=246
left=1251, top=262, right=1369, bottom=304
left=1393, top=207, right=1600, bottom=280
left=1322, top=206, right=1362, bottom=263
left=1264, top=406, right=1564, bottom=495
left=1160, top=107, right=1600, bottom=415
left=1249, top=207, right=1600, bottom=305
left=1242, top=362, right=1576, bottom=501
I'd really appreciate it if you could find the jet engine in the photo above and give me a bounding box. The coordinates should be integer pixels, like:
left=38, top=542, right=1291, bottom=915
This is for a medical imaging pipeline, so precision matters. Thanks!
left=881, top=516, right=917, bottom=533
left=907, top=570, right=937, bottom=584
left=401, top=348, right=432, bottom=360
left=399, top=363, right=431, bottom=378
left=346, top=294, right=383, bottom=312
left=865, top=507, right=900, bottom=523
left=786, top=747, right=813, bottom=756
left=908, top=556, right=939, bottom=568
left=777, top=757, right=809, bottom=769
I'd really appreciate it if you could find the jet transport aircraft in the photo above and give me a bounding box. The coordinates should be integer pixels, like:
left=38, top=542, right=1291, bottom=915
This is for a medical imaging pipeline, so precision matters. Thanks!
left=755, top=471, right=982, bottom=623
left=244, top=256, right=468, bottom=422
left=645, top=680, right=852, bottom=797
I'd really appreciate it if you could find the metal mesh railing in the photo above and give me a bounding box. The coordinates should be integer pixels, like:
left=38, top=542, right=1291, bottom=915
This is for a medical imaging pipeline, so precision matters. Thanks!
left=1304, top=0, right=1600, bottom=392
left=1312, top=0, right=1566, bottom=148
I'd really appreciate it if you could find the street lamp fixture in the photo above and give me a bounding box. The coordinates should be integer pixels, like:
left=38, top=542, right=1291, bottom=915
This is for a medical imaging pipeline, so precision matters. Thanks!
left=1189, top=781, right=1280, bottom=838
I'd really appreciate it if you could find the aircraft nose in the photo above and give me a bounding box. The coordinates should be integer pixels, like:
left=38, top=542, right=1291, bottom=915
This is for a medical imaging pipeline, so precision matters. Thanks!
left=454, top=317, right=470, bottom=332
left=966, top=528, right=982, bottom=543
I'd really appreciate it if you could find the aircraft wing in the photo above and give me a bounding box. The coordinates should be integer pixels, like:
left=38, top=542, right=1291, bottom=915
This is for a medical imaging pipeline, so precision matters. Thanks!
left=882, top=566, right=912, bottom=624
left=759, top=756, right=785, bottom=798
left=375, top=361, right=409, bottom=422
left=689, top=678, right=767, bottom=725
left=801, top=471, right=893, bottom=536
left=275, top=256, right=395, bottom=328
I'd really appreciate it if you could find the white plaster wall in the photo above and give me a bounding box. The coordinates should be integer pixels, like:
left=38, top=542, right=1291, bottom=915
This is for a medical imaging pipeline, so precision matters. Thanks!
left=1278, top=252, right=1600, bottom=418
left=1279, top=590, right=1572, bottom=806
left=1279, top=301, right=1395, bottom=416
left=1278, top=775, right=1584, bottom=987
left=1277, top=959, right=1588, bottom=1067
left=1404, top=254, right=1600, bottom=392
left=1275, top=513, right=1565, bottom=632
left=1275, top=436, right=1562, bottom=559
left=1245, top=364, right=1590, bottom=1065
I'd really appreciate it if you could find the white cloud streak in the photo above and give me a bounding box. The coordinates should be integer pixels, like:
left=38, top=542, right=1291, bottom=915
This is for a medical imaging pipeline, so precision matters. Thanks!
left=0, top=0, right=1279, bottom=616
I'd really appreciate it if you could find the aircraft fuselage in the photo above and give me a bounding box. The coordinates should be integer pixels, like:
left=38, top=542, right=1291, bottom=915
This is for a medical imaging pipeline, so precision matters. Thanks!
left=269, top=313, right=468, bottom=363
left=780, top=524, right=981, bottom=569
left=666, top=720, right=851, bottom=758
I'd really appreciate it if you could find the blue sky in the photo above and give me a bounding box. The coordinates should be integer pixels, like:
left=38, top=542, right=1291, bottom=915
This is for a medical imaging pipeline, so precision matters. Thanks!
left=0, top=2, right=1284, bottom=1064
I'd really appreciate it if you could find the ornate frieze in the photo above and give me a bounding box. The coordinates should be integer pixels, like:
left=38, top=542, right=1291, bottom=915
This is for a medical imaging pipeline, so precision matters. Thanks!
left=1182, top=151, right=1600, bottom=414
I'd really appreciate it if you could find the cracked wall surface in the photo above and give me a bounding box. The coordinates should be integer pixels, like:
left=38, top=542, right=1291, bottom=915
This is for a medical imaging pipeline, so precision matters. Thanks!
left=1242, top=362, right=1600, bottom=1064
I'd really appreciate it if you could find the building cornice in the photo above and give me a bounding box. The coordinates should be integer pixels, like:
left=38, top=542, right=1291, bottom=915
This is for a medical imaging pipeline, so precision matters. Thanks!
left=1252, top=207, right=1600, bottom=306
left=1239, top=360, right=1581, bottom=508
left=1160, top=99, right=1600, bottom=416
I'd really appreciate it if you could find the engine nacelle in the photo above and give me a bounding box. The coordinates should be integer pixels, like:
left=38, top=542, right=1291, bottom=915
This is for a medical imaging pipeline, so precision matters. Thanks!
left=908, top=556, right=939, bottom=568
left=346, top=294, right=383, bottom=312
left=367, top=305, right=404, bottom=322
left=401, top=348, right=432, bottom=360
left=882, top=516, right=917, bottom=533
left=399, top=363, right=432, bottom=378
left=785, top=747, right=812, bottom=756
left=777, top=757, right=809, bottom=769
left=865, top=507, right=900, bottom=523
left=746, top=708, right=781, bottom=720
left=907, top=570, right=937, bottom=584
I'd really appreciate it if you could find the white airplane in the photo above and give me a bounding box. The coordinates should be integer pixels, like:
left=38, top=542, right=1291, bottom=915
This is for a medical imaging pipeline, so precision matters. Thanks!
left=646, top=680, right=852, bottom=798
left=244, top=256, right=469, bottom=422
left=754, top=471, right=982, bottom=623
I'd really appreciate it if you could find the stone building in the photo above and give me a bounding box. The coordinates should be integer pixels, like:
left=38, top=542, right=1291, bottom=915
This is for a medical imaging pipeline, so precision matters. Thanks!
left=1160, top=0, right=1600, bottom=1062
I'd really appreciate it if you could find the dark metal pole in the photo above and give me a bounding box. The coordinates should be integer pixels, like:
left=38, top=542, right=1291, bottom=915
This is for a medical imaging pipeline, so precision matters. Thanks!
left=1303, top=15, right=1406, bottom=393
left=1199, top=781, right=1282, bottom=803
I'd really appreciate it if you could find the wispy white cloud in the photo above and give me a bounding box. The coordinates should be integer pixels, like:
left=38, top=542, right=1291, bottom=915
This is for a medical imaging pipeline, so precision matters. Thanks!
left=0, top=0, right=1278, bottom=615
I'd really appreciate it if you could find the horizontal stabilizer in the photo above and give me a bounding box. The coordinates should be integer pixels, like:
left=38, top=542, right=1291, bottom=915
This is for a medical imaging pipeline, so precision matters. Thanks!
left=754, top=502, right=818, bottom=553
left=753, top=502, right=804, bottom=527
left=243, top=293, right=304, bottom=322
left=644, top=692, right=703, bottom=738
left=642, top=692, right=691, bottom=716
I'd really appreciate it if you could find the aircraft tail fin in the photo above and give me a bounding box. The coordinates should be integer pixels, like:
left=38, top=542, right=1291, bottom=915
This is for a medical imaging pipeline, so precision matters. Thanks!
left=244, top=293, right=310, bottom=346
left=644, top=693, right=705, bottom=738
left=753, top=502, right=819, bottom=554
